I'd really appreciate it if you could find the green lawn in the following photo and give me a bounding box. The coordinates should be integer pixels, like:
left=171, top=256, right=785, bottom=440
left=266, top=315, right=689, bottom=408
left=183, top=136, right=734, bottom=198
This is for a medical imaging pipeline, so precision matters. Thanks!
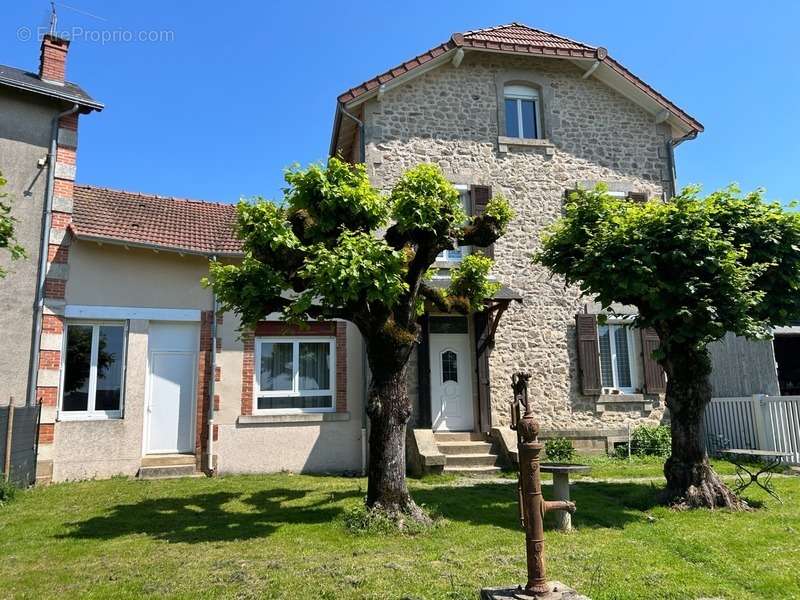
left=1, top=470, right=798, bottom=600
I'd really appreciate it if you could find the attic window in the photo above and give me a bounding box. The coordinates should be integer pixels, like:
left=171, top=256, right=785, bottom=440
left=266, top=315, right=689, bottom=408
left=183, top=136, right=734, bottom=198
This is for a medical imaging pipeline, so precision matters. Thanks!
left=504, top=84, right=540, bottom=139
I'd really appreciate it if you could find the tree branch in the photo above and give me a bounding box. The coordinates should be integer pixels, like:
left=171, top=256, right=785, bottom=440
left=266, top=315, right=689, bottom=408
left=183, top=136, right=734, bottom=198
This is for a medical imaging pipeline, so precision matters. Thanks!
left=458, top=214, right=504, bottom=248
left=418, top=283, right=470, bottom=314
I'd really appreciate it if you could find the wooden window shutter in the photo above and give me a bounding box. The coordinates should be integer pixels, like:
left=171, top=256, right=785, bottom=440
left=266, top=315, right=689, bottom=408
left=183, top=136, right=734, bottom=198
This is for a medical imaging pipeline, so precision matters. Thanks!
left=640, top=327, right=666, bottom=393
left=470, top=184, right=494, bottom=259
left=627, top=191, right=648, bottom=203
left=576, top=313, right=602, bottom=395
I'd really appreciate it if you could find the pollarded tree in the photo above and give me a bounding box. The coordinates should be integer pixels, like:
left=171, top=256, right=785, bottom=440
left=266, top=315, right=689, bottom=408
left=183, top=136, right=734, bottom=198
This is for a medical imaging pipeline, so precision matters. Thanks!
left=534, top=185, right=800, bottom=509
left=206, top=158, right=512, bottom=520
left=0, top=171, right=26, bottom=278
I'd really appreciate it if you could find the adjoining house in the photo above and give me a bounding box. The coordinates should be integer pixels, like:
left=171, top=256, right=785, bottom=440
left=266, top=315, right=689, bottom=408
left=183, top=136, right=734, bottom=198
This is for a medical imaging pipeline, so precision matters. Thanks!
left=1, top=24, right=705, bottom=483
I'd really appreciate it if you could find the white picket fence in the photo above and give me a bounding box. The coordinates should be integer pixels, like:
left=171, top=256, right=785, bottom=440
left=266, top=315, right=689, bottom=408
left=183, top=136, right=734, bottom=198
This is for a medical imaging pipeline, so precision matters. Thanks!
left=704, top=395, right=800, bottom=465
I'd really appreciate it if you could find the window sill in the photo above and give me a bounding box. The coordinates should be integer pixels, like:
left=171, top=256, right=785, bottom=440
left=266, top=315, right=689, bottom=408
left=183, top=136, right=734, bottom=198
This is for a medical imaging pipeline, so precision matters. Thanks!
left=237, top=412, right=350, bottom=426
left=497, top=136, right=554, bottom=154
left=595, top=394, right=653, bottom=414
left=57, top=414, right=123, bottom=422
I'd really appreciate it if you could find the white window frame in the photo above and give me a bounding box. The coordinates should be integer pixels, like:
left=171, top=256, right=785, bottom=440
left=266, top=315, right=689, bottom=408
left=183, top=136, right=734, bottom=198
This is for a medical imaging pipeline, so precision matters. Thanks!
left=504, top=84, right=542, bottom=140
left=59, top=320, right=127, bottom=421
left=437, top=185, right=472, bottom=264
left=253, top=336, right=336, bottom=414
left=597, top=321, right=639, bottom=394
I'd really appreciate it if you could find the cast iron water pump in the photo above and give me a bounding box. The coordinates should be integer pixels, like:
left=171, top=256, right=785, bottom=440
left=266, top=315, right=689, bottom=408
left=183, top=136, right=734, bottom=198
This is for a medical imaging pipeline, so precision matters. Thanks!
left=510, top=373, right=576, bottom=598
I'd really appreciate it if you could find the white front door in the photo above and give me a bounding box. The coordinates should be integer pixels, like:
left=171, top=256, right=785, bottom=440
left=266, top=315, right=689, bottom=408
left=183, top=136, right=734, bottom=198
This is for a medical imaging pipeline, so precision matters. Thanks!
left=430, top=333, right=474, bottom=431
left=147, top=352, right=195, bottom=453
left=145, top=322, right=199, bottom=454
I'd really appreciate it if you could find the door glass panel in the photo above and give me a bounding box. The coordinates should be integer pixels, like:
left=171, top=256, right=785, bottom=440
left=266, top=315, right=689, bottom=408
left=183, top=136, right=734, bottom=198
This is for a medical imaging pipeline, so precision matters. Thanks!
left=505, top=98, right=519, bottom=137
left=614, top=327, right=632, bottom=388
left=597, top=325, right=614, bottom=388
left=259, top=342, right=293, bottom=391
left=95, top=325, right=124, bottom=411
left=62, top=325, right=93, bottom=411
left=430, top=317, right=469, bottom=334
left=441, top=350, right=458, bottom=383
left=299, top=342, right=330, bottom=390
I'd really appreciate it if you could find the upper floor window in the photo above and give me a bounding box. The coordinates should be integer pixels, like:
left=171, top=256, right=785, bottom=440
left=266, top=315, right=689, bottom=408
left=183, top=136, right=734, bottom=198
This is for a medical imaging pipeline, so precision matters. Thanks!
left=504, top=84, right=541, bottom=139
left=437, top=185, right=471, bottom=263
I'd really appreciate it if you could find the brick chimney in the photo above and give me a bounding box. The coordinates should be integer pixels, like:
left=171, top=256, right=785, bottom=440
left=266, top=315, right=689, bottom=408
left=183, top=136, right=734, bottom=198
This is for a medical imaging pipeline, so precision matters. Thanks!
left=39, top=34, right=70, bottom=83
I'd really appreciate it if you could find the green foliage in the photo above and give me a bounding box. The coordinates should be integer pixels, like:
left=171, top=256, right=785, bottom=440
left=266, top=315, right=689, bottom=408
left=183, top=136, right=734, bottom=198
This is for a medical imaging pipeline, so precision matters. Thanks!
left=484, top=193, right=514, bottom=235
left=296, top=231, right=408, bottom=316
left=235, top=199, right=299, bottom=254
left=284, top=158, right=388, bottom=240
left=448, top=253, right=500, bottom=312
left=0, top=172, right=26, bottom=278
left=628, top=425, right=671, bottom=457
left=0, top=479, right=16, bottom=506
left=533, top=185, right=800, bottom=353
left=544, top=437, right=576, bottom=463
left=205, top=256, right=288, bottom=326
left=389, top=164, right=466, bottom=235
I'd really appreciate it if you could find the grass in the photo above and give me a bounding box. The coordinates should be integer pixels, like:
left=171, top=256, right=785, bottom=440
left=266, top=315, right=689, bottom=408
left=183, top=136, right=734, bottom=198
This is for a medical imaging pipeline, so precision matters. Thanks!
left=0, top=469, right=798, bottom=599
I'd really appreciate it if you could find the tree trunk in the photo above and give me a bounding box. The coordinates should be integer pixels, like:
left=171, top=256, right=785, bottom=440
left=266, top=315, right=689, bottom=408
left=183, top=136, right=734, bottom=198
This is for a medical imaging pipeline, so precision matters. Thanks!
left=364, top=363, right=430, bottom=523
left=662, top=345, right=744, bottom=509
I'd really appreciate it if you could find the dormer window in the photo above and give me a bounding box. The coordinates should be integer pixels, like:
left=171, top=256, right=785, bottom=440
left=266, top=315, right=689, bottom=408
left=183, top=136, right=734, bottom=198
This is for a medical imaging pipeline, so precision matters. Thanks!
left=504, top=84, right=541, bottom=139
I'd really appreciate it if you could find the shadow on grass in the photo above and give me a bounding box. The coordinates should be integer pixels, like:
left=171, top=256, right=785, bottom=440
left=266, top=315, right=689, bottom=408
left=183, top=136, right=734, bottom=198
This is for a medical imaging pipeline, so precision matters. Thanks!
left=414, top=480, right=662, bottom=531
left=60, top=487, right=360, bottom=544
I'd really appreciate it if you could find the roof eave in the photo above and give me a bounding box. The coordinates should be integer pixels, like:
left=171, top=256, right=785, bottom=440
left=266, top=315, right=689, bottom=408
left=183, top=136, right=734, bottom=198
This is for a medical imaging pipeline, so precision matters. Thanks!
left=0, top=76, right=104, bottom=112
left=70, top=230, right=242, bottom=258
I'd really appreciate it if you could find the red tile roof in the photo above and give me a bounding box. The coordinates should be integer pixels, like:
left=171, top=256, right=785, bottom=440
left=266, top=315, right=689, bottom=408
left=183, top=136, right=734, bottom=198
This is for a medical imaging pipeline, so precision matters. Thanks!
left=71, top=185, right=243, bottom=256
left=336, top=22, right=702, bottom=133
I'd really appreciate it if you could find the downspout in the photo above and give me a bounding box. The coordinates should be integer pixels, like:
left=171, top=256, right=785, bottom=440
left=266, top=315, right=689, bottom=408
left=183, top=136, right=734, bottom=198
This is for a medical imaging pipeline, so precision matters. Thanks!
left=27, top=103, right=80, bottom=407
left=666, top=130, right=698, bottom=199
left=207, top=257, right=218, bottom=475
left=339, top=104, right=366, bottom=164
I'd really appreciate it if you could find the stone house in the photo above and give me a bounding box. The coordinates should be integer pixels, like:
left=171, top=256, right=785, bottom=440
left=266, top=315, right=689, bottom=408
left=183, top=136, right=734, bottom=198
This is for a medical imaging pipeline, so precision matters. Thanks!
left=1, top=24, right=709, bottom=482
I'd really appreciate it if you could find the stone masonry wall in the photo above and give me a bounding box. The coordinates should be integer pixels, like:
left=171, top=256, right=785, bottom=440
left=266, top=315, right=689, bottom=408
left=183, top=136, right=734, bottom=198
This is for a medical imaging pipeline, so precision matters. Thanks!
left=363, top=52, right=671, bottom=431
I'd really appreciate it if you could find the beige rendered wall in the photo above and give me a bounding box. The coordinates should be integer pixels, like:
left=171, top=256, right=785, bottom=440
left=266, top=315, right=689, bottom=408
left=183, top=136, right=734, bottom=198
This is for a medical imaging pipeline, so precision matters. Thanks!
left=365, top=52, right=671, bottom=431
left=214, top=314, right=366, bottom=474
left=66, top=242, right=213, bottom=310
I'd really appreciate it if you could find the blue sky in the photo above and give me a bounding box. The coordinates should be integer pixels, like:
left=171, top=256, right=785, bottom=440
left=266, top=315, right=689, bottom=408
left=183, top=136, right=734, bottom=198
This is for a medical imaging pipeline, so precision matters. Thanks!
left=1, top=1, right=798, bottom=205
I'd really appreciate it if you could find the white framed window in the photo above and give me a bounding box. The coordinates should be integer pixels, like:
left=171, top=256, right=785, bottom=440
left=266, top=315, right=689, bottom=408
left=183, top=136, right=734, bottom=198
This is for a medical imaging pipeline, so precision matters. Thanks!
left=437, top=185, right=471, bottom=263
left=60, top=321, right=127, bottom=420
left=597, top=322, right=639, bottom=394
left=253, top=337, right=336, bottom=413
left=504, top=84, right=541, bottom=139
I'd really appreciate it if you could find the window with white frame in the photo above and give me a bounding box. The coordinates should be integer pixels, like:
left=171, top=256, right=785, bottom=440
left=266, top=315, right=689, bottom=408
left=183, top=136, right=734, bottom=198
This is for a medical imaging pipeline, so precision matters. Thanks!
left=254, top=337, right=335, bottom=412
left=437, top=185, right=471, bottom=263
left=504, top=84, right=541, bottom=139
left=60, top=322, right=127, bottom=419
left=597, top=322, right=638, bottom=393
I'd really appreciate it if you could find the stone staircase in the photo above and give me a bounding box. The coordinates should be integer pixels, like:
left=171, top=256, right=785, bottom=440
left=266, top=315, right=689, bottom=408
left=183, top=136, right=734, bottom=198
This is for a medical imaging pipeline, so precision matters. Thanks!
left=434, top=432, right=503, bottom=476
left=138, top=454, right=202, bottom=480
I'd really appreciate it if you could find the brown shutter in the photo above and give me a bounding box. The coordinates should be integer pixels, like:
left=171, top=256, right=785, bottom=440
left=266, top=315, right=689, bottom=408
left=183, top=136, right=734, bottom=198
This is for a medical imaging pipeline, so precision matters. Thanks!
left=470, top=184, right=494, bottom=259
left=576, top=313, right=602, bottom=395
left=627, top=191, right=648, bottom=203
left=640, top=327, right=666, bottom=393
left=474, top=310, right=493, bottom=433
left=417, top=315, right=432, bottom=428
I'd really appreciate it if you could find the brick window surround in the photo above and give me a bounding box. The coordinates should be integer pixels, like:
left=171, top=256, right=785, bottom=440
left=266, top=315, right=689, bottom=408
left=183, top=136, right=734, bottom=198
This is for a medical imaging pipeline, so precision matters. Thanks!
left=241, top=321, right=347, bottom=416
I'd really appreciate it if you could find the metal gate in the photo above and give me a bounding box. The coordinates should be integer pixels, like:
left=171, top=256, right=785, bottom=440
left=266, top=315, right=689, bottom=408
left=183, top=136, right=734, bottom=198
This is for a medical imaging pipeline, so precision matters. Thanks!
left=0, top=404, right=41, bottom=487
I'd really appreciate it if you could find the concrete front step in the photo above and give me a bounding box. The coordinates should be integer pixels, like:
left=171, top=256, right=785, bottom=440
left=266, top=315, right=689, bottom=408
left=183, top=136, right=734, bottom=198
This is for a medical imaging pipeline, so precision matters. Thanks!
left=444, top=465, right=502, bottom=476
left=138, top=465, right=202, bottom=479
left=140, top=453, right=196, bottom=468
left=433, top=431, right=488, bottom=443
left=437, top=441, right=494, bottom=455
left=444, top=453, right=501, bottom=468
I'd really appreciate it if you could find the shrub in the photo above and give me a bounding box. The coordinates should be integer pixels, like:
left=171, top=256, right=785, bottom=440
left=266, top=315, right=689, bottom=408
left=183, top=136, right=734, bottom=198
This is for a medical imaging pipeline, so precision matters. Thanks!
left=628, top=425, right=671, bottom=457
left=343, top=504, right=445, bottom=536
left=544, top=437, right=575, bottom=463
left=0, top=479, right=17, bottom=506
